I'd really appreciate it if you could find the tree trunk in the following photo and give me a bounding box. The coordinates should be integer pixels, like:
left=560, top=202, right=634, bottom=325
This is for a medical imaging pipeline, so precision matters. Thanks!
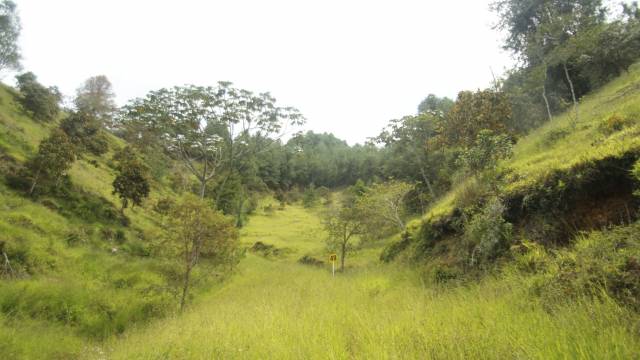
left=413, top=150, right=435, bottom=199
left=542, top=65, right=553, bottom=122
left=563, top=62, right=579, bottom=126
left=28, top=168, right=41, bottom=196
left=199, top=181, right=206, bottom=199
left=340, top=242, right=346, bottom=272
left=180, top=264, right=193, bottom=311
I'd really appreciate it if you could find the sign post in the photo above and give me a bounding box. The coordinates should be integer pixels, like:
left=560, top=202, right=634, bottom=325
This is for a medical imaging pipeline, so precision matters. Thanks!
left=329, top=253, right=337, bottom=277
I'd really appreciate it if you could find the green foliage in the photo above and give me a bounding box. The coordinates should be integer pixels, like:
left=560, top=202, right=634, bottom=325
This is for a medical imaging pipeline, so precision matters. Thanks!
left=417, top=94, right=454, bottom=115
left=302, top=184, right=319, bottom=208
left=15, top=72, right=61, bottom=122
left=0, top=0, right=21, bottom=72
left=439, top=89, right=512, bottom=147
left=534, top=221, right=640, bottom=311
left=633, top=159, right=640, bottom=196
left=323, top=203, right=364, bottom=271
left=118, top=83, right=304, bottom=198
left=456, top=129, right=513, bottom=173
left=111, top=147, right=150, bottom=211
left=152, top=197, right=175, bottom=218
left=23, top=128, right=75, bottom=196
left=168, top=194, right=240, bottom=309
left=74, top=75, right=117, bottom=128
left=599, top=113, right=635, bottom=134
left=356, top=181, right=412, bottom=237
left=60, top=110, right=109, bottom=156
left=465, top=197, right=513, bottom=267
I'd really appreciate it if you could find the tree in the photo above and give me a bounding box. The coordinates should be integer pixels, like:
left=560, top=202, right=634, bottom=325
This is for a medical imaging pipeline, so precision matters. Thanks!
left=302, top=184, right=319, bottom=208
left=169, top=194, right=239, bottom=310
left=0, top=0, right=20, bottom=73
left=356, top=181, right=412, bottom=235
left=60, top=110, right=109, bottom=155
left=323, top=204, right=364, bottom=272
left=75, top=75, right=117, bottom=128
left=26, top=129, right=75, bottom=195
left=119, top=83, right=304, bottom=199
left=456, top=130, right=514, bottom=174
left=439, top=89, right=512, bottom=147
left=375, top=114, right=440, bottom=198
left=112, top=147, right=150, bottom=212
left=417, top=94, right=454, bottom=115
left=15, top=72, right=61, bottom=122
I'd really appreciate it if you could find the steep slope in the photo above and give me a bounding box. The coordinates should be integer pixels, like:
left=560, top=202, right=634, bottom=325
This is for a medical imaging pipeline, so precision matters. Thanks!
left=392, top=62, right=640, bottom=263
left=0, top=84, right=213, bottom=358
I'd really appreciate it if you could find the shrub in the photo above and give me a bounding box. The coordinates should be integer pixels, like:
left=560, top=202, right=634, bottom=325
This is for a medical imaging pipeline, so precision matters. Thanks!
left=599, top=113, right=635, bottom=134
left=15, top=72, right=61, bottom=122
left=632, top=159, right=640, bottom=197
left=302, top=185, right=319, bottom=208
left=456, top=129, right=513, bottom=173
left=298, top=255, right=324, bottom=266
left=535, top=221, right=640, bottom=311
left=464, top=197, right=513, bottom=267
left=540, top=128, right=570, bottom=147
left=60, top=111, right=108, bottom=156
left=245, top=194, right=259, bottom=215
left=263, top=204, right=275, bottom=215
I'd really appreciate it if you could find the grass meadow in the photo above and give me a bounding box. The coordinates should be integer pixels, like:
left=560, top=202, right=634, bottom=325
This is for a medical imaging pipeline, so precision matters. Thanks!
left=104, top=203, right=640, bottom=359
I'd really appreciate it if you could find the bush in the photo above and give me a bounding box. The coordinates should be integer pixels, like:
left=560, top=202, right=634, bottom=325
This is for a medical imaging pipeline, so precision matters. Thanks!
left=302, top=185, right=319, bottom=208
left=534, top=221, right=640, bottom=311
left=540, top=128, right=570, bottom=147
left=632, top=159, right=640, bottom=197
left=298, top=255, right=324, bottom=267
left=263, top=204, right=275, bottom=215
left=15, top=72, right=61, bottom=122
left=464, top=197, right=513, bottom=267
left=599, top=113, right=635, bottom=134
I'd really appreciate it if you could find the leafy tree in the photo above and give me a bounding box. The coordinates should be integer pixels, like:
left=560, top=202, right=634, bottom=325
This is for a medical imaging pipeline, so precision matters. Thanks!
left=356, top=181, right=412, bottom=236
left=75, top=75, right=117, bottom=128
left=465, top=197, right=513, bottom=267
left=15, top=72, right=61, bottom=122
left=375, top=114, right=440, bottom=198
left=26, top=129, right=75, bottom=195
left=169, top=194, right=239, bottom=310
left=112, top=147, right=150, bottom=212
left=456, top=130, right=513, bottom=173
left=439, top=89, right=512, bottom=147
left=60, top=110, right=109, bottom=156
left=417, top=94, right=454, bottom=115
left=119, top=83, right=304, bottom=198
left=302, top=184, right=319, bottom=208
left=323, top=204, right=364, bottom=272
left=0, top=0, right=20, bottom=73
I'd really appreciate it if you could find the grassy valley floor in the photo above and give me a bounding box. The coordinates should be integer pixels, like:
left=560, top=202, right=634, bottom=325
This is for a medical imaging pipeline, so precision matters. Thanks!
left=103, top=203, right=640, bottom=359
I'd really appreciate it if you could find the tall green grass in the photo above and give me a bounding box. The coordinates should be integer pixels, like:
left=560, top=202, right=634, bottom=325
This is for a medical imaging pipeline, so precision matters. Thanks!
left=106, top=204, right=640, bottom=359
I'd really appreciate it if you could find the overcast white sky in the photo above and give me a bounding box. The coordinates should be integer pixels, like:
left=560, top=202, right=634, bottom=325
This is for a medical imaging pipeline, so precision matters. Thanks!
left=15, top=0, right=514, bottom=145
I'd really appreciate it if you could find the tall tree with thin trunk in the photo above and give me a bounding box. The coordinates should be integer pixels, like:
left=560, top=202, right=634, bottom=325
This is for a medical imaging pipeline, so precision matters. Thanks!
left=323, top=204, right=364, bottom=272
left=169, top=194, right=239, bottom=310
left=75, top=75, right=117, bottom=128
left=119, top=83, right=304, bottom=199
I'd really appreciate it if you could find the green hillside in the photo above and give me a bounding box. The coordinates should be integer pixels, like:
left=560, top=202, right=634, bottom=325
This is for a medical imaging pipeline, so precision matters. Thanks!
left=393, top=62, right=640, bottom=264
left=0, top=84, right=222, bottom=358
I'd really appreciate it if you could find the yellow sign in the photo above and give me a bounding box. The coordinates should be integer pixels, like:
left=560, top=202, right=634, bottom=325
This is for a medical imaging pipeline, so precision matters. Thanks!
left=329, top=254, right=337, bottom=262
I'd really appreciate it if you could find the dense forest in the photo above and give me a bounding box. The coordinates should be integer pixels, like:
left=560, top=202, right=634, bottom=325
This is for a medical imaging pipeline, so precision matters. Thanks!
left=1, top=0, right=640, bottom=358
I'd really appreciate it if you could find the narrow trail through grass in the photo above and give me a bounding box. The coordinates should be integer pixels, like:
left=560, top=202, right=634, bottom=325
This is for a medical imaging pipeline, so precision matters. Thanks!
left=106, top=204, right=640, bottom=359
